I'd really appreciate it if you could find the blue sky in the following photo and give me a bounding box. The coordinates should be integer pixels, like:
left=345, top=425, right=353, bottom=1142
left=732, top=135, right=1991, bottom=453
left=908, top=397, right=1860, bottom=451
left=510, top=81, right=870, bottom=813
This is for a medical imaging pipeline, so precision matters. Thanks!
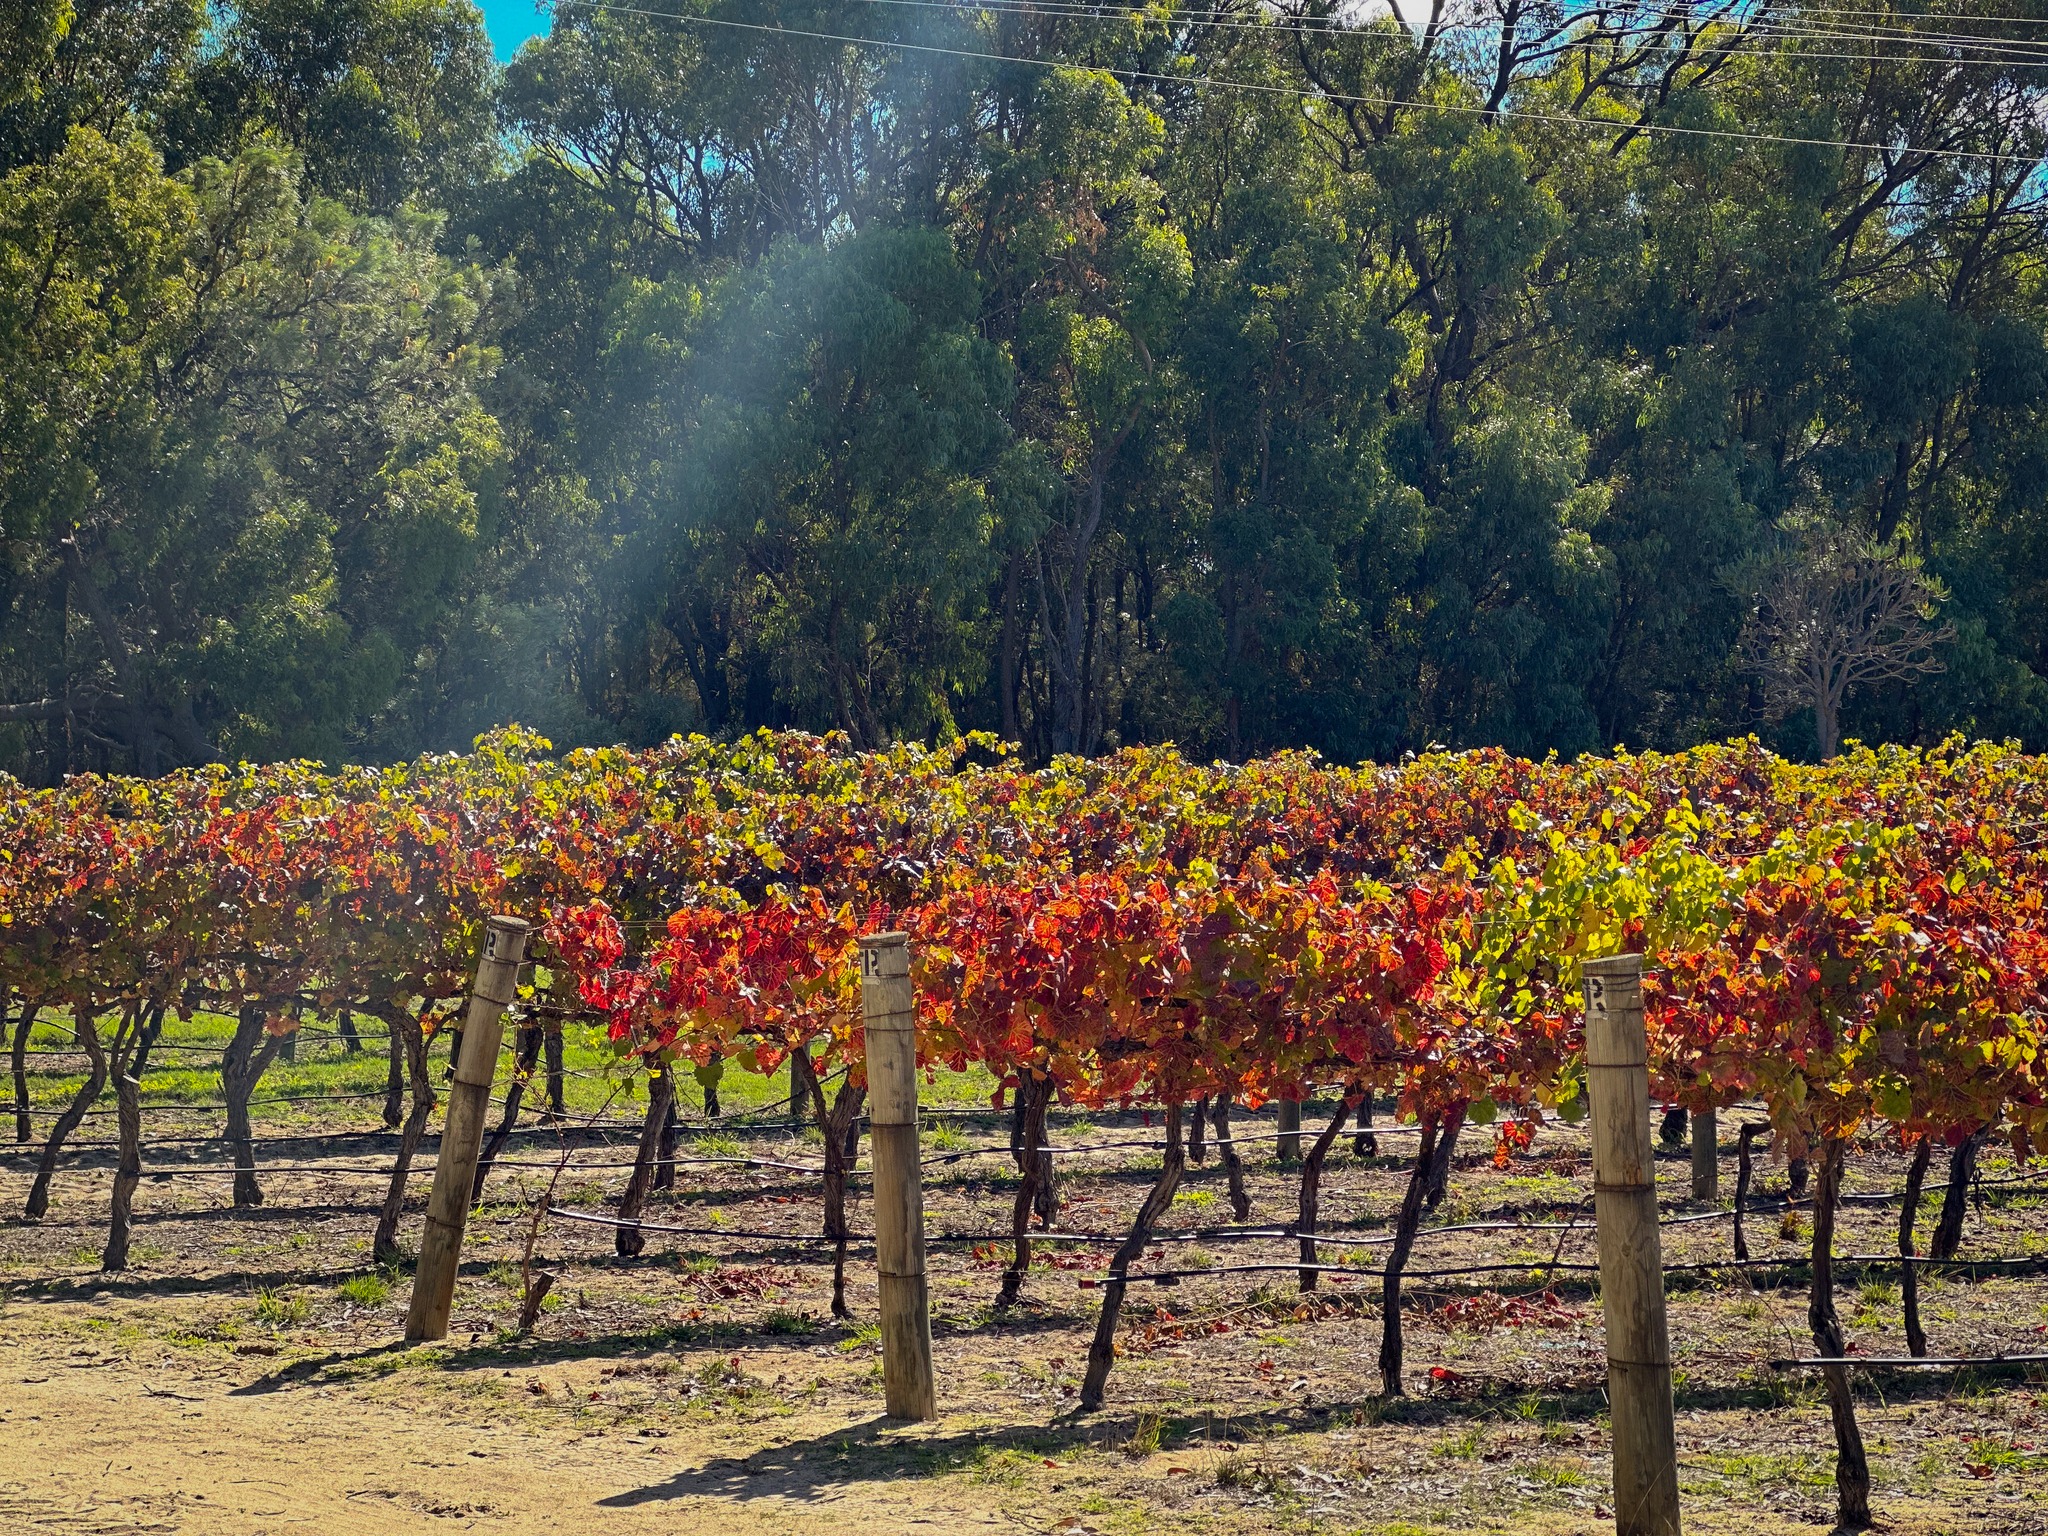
left=477, top=0, right=553, bottom=60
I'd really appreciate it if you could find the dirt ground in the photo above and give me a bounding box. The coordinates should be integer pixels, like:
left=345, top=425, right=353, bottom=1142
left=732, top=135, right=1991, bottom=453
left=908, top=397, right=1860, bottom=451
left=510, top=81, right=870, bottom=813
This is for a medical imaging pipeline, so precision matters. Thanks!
left=5, top=1086, right=2048, bottom=1536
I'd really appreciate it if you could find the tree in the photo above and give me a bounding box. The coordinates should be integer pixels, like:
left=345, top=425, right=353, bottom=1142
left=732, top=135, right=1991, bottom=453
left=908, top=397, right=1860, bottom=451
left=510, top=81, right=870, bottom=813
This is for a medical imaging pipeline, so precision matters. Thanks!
left=0, top=134, right=506, bottom=774
left=1743, top=536, right=1954, bottom=760
left=593, top=226, right=1032, bottom=744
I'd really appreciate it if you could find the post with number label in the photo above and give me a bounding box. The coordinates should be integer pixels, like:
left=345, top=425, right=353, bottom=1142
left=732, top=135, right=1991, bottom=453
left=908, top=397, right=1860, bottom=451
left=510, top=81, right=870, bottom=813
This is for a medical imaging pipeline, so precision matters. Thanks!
left=405, top=915, right=531, bottom=1342
left=859, top=931, right=936, bottom=1419
left=1582, top=954, right=1681, bottom=1536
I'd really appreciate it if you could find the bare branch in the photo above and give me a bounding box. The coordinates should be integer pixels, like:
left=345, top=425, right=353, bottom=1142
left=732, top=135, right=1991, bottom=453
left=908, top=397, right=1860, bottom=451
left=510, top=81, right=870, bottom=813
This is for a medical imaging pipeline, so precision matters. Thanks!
left=1742, top=534, right=1953, bottom=759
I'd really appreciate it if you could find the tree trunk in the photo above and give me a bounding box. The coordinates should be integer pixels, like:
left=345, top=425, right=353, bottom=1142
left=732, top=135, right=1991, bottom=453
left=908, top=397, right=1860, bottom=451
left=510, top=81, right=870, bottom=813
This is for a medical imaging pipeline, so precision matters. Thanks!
left=11, top=1001, right=39, bottom=1143
left=1734, top=1121, right=1763, bottom=1263
left=1079, top=1103, right=1185, bottom=1412
left=1930, top=1130, right=1981, bottom=1261
left=103, top=1005, right=145, bottom=1272
left=999, top=551, right=1024, bottom=744
left=1297, top=1100, right=1353, bottom=1292
left=1188, top=1096, right=1208, bottom=1164
left=614, top=1066, right=676, bottom=1259
left=1810, top=1136, right=1872, bottom=1529
left=1659, top=1106, right=1688, bottom=1147
left=998, top=1073, right=1053, bottom=1309
left=1789, top=1154, right=1809, bottom=1199
left=221, top=1002, right=285, bottom=1209
left=1209, top=1096, right=1252, bottom=1221
left=372, top=1000, right=438, bottom=1265
left=1380, top=1112, right=1443, bottom=1397
left=473, top=1022, right=543, bottom=1204
left=337, top=1007, right=361, bottom=1055
left=26, top=1004, right=108, bottom=1219
left=1900, top=1136, right=1933, bottom=1358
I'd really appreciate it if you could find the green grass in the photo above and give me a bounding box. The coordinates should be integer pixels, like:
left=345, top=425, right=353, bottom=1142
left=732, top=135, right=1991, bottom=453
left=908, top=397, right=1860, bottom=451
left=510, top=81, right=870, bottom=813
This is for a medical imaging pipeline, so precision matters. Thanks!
left=21, top=1008, right=1007, bottom=1132
left=337, top=1272, right=392, bottom=1307
left=253, top=1287, right=309, bottom=1327
left=1686, top=1450, right=1833, bottom=1493
left=1432, top=1425, right=1485, bottom=1461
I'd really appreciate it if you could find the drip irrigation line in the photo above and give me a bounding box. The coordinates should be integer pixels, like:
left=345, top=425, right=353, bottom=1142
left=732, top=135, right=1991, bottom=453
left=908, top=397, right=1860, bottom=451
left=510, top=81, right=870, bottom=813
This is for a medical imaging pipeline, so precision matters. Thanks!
left=547, top=1206, right=874, bottom=1245
left=1078, top=1258, right=1603, bottom=1285
left=12, top=1089, right=401, bottom=1118
left=8, top=1117, right=651, bottom=1154
left=1086, top=1248, right=2048, bottom=1286
left=494, top=1153, right=831, bottom=1174
left=1769, top=1353, right=2048, bottom=1369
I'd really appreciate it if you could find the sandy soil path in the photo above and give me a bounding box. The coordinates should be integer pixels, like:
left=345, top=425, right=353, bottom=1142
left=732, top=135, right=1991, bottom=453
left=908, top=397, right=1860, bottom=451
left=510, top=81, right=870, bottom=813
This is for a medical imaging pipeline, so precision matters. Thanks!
left=0, top=1347, right=1023, bottom=1535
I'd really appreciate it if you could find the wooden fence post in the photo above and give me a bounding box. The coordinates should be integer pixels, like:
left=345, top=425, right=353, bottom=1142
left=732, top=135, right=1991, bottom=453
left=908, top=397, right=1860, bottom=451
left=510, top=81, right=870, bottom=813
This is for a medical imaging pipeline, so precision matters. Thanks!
left=405, top=915, right=531, bottom=1343
left=1276, top=1097, right=1302, bottom=1163
left=1582, top=954, right=1682, bottom=1536
left=1690, top=1108, right=1718, bottom=1203
left=859, top=931, right=936, bottom=1420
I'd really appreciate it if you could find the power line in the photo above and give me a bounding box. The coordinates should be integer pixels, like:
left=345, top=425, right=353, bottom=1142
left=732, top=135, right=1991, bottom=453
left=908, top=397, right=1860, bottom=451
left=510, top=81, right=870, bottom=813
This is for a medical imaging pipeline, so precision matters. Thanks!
left=555, top=0, right=2042, bottom=161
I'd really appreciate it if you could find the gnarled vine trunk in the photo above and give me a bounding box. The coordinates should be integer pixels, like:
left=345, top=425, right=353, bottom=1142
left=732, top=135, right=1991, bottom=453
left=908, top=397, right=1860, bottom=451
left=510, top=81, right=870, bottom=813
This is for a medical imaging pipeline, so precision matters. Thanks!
left=11, top=999, right=39, bottom=1142
left=809, top=1072, right=867, bottom=1320
left=1421, top=1101, right=1465, bottom=1211
left=128, top=1001, right=165, bottom=1081
left=1209, top=1096, right=1251, bottom=1221
left=103, top=1003, right=147, bottom=1271
left=615, top=1065, right=676, bottom=1258
left=1811, top=1136, right=1872, bottom=1529
left=222, top=1001, right=286, bottom=1209
left=655, top=1088, right=682, bottom=1192
left=26, top=1004, right=109, bottom=1219
left=372, top=999, right=439, bottom=1265
left=473, top=1021, right=544, bottom=1204
left=382, top=1017, right=406, bottom=1130
left=1734, top=1121, right=1763, bottom=1263
left=1297, top=1099, right=1353, bottom=1292
left=1899, top=1135, right=1933, bottom=1357
left=788, top=1044, right=818, bottom=1132
left=1379, top=1110, right=1444, bottom=1396
left=1930, top=1129, right=1982, bottom=1261
left=544, top=1025, right=566, bottom=1122
left=1352, top=1093, right=1378, bottom=1158
left=1080, top=1102, right=1185, bottom=1411
left=998, top=1072, right=1054, bottom=1309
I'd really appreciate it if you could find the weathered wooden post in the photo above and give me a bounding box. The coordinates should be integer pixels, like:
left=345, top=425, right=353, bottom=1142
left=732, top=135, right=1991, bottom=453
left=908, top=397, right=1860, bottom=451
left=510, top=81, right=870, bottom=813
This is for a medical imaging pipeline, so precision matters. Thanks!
left=1690, top=1108, right=1718, bottom=1202
left=405, top=915, right=531, bottom=1342
left=1582, top=954, right=1681, bottom=1536
left=860, top=931, right=936, bottom=1420
left=1276, top=1097, right=1302, bottom=1162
